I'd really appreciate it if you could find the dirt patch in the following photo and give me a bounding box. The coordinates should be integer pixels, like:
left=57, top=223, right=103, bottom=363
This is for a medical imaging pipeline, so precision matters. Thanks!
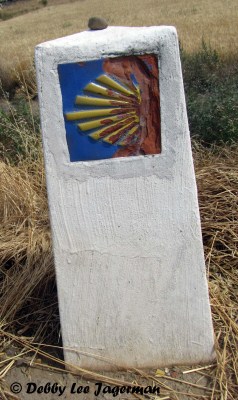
left=3, top=359, right=212, bottom=400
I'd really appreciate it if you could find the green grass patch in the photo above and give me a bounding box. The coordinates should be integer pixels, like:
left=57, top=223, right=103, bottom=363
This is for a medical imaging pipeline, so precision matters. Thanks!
left=0, top=96, right=41, bottom=162
left=181, top=41, right=238, bottom=144
left=0, top=0, right=42, bottom=21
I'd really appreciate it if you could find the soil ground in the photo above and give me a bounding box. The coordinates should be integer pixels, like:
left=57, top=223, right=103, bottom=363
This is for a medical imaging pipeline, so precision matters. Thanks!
left=4, top=363, right=211, bottom=400
left=1, top=344, right=214, bottom=400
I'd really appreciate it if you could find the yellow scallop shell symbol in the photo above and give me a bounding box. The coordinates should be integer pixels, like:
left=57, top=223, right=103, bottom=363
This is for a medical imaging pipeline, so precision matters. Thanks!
left=65, top=74, right=141, bottom=146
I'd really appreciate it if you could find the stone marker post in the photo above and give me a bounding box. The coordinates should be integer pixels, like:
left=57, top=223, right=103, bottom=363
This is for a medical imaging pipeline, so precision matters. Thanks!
left=35, top=26, right=215, bottom=370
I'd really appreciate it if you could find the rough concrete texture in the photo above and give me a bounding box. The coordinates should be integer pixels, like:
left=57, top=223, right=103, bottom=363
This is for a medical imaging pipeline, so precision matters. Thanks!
left=35, top=26, right=215, bottom=371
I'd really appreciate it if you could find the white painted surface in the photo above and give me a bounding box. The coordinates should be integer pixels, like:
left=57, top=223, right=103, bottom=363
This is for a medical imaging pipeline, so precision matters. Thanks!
left=35, top=26, right=215, bottom=370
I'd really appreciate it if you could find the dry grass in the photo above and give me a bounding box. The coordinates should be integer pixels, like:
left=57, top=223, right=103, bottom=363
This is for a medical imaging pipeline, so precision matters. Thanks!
left=194, top=143, right=238, bottom=399
left=0, top=0, right=72, bottom=20
left=0, top=130, right=237, bottom=398
left=0, top=0, right=238, bottom=75
left=0, top=157, right=57, bottom=339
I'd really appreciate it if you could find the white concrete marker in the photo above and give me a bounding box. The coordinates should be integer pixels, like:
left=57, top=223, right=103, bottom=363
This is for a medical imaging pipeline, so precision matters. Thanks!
left=35, top=26, right=215, bottom=370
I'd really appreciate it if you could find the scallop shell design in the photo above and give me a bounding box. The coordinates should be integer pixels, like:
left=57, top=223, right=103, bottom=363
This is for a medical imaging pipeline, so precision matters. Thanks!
left=65, top=74, right=141, bottom=146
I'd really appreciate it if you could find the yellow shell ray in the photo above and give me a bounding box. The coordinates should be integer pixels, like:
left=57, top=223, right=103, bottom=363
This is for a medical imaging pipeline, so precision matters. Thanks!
left=88, top=116, right=139, bottom=141
left=102, top=122, right=139, bottom=144
left=96, top=75, right=137, bottom=97
left=75, top=96, right=131, bottom=107
left=78, top=114, right=136, bottom=131
left=65, top=108, right=135, bottom=121
left=118, top=125, right=140, bottom=146
left=83, top=82, right=134, bottom=102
